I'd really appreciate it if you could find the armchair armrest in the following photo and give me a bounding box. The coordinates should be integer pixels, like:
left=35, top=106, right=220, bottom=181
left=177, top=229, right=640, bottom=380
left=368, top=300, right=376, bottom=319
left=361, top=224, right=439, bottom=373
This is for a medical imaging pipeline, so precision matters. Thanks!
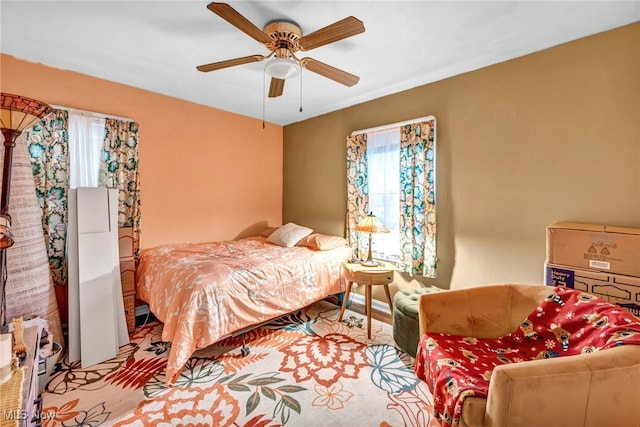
left=484, top=345, right=640, bottom=427
left=418, top=284, right=548, bottom=338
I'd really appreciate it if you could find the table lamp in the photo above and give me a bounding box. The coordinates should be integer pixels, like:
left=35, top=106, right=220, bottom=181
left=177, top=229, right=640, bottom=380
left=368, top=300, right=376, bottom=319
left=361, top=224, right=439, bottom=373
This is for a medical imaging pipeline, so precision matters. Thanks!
left=354, top=212, right=389, bottom=267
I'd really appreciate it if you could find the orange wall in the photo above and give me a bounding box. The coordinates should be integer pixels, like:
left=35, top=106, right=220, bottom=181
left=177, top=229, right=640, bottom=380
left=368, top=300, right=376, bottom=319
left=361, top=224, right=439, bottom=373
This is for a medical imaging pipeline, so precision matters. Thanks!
left=0, top=54, right=283, bottom=248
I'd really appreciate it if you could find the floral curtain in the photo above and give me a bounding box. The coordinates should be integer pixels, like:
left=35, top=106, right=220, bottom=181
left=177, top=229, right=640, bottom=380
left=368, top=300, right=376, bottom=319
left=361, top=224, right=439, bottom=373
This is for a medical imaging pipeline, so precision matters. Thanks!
left=99, top=119, right=141, bottom=258
left=24, top=109, right=70, bottom=289
left=346, top=133, right=369, bottom=256
left=398, top=120, right=436, bottom=277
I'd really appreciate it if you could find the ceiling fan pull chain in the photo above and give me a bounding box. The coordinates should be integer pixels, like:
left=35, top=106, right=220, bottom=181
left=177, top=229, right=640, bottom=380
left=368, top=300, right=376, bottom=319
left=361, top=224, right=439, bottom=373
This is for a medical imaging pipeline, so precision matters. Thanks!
left=299, top=69, right=303, bottom=113
left=262, top=67, right=266, bottom=129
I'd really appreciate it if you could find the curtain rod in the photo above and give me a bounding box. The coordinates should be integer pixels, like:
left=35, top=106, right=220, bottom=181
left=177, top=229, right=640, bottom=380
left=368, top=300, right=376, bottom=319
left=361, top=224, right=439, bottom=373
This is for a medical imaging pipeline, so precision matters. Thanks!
left=350, top=115, right=436, bottom=135
left=50, top=104, right=135, bottom=123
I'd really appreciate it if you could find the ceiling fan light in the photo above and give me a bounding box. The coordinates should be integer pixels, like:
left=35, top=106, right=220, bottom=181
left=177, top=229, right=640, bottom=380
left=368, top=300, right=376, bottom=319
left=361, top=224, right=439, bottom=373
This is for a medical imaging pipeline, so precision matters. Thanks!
left=265, top=58, right=300, bottom=80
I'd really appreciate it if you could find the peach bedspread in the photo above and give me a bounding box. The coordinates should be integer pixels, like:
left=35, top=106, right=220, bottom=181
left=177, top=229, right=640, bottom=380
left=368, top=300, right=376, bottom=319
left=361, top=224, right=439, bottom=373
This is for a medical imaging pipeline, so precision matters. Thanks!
left=137, top=236, right=352, bottom=385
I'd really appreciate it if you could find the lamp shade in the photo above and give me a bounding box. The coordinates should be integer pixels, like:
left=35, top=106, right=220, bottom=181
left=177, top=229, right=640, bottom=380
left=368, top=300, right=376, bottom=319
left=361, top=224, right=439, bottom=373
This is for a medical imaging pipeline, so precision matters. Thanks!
left=354, top=212, right=389, bottom=267
left=265, top=58, right=301, bottom=80
left=354, top=212, right=390, bottom=234
left=0, top=93, right=54, bottom=132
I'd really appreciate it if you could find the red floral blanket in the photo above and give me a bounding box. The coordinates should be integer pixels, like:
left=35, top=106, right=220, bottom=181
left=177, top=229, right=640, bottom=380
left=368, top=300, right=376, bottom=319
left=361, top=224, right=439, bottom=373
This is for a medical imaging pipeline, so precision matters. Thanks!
left=414, top=286, right=640, bottom=427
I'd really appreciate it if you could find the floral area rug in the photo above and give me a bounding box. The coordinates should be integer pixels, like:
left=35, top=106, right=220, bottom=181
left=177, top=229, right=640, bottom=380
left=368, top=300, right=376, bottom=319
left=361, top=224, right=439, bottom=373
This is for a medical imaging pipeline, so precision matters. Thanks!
left=41, top=300, right=437, bottom=426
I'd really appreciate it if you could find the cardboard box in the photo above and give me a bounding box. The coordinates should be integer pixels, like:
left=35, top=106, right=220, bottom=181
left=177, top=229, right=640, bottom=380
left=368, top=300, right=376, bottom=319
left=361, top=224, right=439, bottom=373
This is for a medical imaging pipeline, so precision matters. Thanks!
left=120, top=257, right=136, bottom=295
left=546, top=222, right=640, bottom=277
left=545, top=263, right=640, bottom=316
left=118, top=227, right=134, bottom=259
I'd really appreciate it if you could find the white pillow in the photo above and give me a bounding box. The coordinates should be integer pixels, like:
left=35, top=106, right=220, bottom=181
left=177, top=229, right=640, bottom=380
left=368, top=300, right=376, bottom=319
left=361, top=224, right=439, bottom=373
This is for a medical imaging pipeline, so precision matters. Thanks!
left=267, top=222, right=313, bottom=247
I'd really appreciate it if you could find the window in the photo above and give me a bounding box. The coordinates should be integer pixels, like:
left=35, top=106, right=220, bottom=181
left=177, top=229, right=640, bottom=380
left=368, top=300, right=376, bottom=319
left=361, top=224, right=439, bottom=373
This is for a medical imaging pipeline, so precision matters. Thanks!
left=366, top=128, right=400, bottom=260
left=68, top=112, right=105, bottom=188
left=25, top=108, right=142, bottom=291
left=346, top=117, right=437, bottom=277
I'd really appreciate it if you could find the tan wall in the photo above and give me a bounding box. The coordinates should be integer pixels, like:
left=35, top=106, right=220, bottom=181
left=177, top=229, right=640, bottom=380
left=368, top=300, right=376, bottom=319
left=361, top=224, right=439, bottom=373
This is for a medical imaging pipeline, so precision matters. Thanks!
left=283, top=23, right=640, bottom=297
left=0, top=54, right=283, bottom=249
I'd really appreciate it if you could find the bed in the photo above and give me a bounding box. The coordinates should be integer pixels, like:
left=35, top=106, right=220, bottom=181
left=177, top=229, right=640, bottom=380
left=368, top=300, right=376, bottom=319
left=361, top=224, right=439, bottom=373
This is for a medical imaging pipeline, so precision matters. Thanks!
left=136, top=234, right=352, bottom=386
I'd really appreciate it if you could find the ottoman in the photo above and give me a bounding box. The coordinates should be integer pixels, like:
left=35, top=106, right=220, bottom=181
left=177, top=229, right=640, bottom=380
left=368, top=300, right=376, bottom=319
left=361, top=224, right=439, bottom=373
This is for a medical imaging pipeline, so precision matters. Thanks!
left=393, top=287, right=441, bottom=357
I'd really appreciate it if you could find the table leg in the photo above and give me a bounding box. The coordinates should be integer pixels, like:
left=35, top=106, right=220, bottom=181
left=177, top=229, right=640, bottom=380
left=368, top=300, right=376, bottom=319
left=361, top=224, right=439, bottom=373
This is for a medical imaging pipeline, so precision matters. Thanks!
left=338, top=281, right=353, bottom=322
left=383, top=284, right=393, bottom=312
left=365, top=284, right=372, bottom=339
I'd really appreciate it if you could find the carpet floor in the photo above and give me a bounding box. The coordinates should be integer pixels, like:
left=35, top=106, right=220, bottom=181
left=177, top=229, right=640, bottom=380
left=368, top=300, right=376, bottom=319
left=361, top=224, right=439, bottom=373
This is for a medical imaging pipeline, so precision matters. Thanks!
left=41, top=300, right=437, bottom=426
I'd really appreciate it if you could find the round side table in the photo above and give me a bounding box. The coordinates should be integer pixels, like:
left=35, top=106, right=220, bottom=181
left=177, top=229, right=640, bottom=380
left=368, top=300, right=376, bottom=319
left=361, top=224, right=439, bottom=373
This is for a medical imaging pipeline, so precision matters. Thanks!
left=338, top=261, right=395, bottom=338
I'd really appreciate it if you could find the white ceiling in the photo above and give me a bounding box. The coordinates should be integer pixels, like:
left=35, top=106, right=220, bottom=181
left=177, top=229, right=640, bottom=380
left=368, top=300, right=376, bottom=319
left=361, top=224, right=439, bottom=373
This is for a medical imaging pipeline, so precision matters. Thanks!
left=1, top=1, right=638, bottom=126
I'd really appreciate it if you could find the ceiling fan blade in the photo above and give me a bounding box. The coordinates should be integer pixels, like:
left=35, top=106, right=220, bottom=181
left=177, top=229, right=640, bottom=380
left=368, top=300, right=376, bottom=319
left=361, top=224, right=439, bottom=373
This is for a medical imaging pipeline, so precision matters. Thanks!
left=301, top=58, right=360, bottom=87
left=196, top=55, right=265, bottom=72
left=297, top=16, right=365, bottom=51
left=207, top=2, right=273, bottom=45
left=268, top=78, right=285, bottom=98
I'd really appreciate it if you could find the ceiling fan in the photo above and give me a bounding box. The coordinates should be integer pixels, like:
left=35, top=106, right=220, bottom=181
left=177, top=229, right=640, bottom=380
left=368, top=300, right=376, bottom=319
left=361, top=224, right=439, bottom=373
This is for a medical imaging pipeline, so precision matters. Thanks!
left=196, top=2, right=365, bottom=98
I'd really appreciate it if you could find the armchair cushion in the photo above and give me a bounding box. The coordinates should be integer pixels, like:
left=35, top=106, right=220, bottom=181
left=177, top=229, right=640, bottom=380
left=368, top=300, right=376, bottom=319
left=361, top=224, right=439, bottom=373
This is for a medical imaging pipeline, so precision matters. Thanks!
left=415, top=285, right=640, bottom=427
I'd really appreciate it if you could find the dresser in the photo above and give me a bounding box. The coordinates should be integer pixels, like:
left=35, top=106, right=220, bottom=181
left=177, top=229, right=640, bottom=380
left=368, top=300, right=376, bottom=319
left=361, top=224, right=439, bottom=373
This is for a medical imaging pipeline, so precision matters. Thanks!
left=118, top=227, right=136, bottom=333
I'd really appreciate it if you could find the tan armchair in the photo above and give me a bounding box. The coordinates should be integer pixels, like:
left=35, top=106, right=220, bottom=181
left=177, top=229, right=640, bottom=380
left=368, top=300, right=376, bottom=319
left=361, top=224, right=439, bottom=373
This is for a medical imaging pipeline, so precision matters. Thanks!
left=418, top=284, right=640, bottom=427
